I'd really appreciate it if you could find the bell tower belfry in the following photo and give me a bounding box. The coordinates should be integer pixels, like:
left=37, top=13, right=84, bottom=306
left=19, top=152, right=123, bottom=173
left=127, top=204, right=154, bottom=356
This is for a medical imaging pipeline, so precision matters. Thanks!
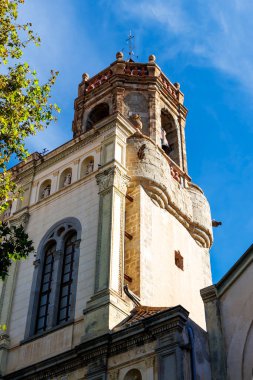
left=72, top=52, right=213, bottom=338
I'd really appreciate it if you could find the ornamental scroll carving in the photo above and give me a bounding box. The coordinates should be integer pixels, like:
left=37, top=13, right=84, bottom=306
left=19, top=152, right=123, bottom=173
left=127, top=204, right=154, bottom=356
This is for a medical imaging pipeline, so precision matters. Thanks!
left=96, top=167, right=130, bottom=195
left=9, top=210, right=30, bottom=229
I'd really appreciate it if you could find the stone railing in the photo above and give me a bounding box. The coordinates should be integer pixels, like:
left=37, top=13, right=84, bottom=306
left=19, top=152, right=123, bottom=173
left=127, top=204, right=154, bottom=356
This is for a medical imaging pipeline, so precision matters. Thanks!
left=85, top=69, right=113, bottom=93
left=124, top=63, right=148, bottom=76
left=84, top=63, right=149, bottom=94
left=158, top=73, right=179, bottom=100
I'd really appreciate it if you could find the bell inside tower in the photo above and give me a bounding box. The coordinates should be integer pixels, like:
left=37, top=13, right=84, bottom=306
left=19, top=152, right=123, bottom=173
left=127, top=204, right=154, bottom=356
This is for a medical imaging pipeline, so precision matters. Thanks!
left=161, top=109, right=181, bottom=166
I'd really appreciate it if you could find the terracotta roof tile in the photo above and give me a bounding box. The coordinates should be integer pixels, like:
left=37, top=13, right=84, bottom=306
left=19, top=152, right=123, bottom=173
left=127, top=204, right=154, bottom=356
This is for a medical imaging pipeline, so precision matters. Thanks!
left=115, top=306, right=170, bottom=329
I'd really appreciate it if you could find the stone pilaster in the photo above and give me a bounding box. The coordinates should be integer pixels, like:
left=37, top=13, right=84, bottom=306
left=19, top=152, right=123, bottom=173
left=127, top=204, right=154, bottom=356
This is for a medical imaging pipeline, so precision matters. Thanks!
left=200, top=285, right=227, bottom=380
left=0, top=210, right=30, bottom=376
left=148, top=89, right=159, bottom=144
left=82, top=165, right=130, bottom=341
left=112, top=87, right=125, bottom=114
left=178, top=110, right=188, bottom=174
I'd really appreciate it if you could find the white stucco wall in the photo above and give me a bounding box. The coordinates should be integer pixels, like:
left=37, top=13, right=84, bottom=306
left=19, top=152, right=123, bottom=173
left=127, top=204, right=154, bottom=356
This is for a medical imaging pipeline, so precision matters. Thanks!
left=219, top=262, right=253, bottom=380
left=140, top=187, right=211, bottom=329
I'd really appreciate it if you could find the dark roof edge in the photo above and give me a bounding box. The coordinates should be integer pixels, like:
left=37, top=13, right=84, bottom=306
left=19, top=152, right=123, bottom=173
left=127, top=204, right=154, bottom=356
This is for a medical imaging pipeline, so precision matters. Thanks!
left=216, top=244, right=253, bottom=296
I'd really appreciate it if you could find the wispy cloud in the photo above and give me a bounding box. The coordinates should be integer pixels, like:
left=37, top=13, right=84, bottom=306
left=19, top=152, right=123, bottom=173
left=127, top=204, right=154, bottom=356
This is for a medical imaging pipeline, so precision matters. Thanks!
left=115, top=0, right=253, bottom=94
left=16, top=0, right=101, bottom=153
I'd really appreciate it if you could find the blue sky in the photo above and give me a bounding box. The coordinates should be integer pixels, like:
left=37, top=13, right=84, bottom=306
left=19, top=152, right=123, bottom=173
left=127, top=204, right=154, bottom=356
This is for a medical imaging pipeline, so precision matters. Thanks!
left=17, top=0, right=252, bottom=282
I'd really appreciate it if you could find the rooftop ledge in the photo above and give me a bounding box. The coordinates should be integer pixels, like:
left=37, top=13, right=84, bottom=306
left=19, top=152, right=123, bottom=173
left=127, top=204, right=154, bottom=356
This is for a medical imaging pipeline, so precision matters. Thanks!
left=78, top=52, right=185, bottom=105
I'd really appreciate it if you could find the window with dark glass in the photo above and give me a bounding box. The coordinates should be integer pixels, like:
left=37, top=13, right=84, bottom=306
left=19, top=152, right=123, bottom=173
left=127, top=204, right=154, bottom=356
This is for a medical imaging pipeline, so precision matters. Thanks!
left=35, top=242, right=56, bottom=333
left=57, top=233, right=77, bottom=324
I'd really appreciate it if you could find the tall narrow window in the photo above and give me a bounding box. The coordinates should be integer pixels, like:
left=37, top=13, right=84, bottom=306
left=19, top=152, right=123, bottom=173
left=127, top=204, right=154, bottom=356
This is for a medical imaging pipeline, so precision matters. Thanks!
left=35, top=242, right=56, bottom=333
left=26, top=218, right=81, bottom=339
left=57, top=233, right=77, bottom=324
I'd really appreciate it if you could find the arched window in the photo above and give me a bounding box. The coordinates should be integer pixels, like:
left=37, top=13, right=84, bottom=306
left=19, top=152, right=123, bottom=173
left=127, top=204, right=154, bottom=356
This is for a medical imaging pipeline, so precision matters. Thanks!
left=161, top=109, right=181, bottom=166
left=35, top=242, right=56, bottom=333
left=25, top=218, right=82, bottom=338
left=86, top=102, right=109, bottom=131
left=57, top=232, right=77, bottom=324
left=124, top=369, right=142, bottom=380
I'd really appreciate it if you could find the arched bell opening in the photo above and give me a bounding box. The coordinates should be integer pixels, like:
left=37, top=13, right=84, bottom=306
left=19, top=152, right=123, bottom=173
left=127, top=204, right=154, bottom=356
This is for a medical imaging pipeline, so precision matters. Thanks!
left=85, top=102, right=110, bottom=131
left=161, top=109, right=181, bottom=166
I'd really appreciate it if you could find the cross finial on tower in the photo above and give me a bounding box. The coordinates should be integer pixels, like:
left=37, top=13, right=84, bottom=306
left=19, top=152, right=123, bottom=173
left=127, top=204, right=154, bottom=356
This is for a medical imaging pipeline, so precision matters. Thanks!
left=126, top=30, right=135, bottom=61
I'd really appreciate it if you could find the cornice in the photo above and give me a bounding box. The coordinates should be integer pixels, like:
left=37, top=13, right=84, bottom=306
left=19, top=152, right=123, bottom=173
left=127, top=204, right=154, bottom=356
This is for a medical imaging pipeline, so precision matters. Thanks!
left=4, top=306, right=189, bottom=379
left=11, top=113, right=133, bottom=181
left=96, top=165, right=130, bottom=195
left=200, top=285, right=218, bottom=303
left=28, top=169, right=98, bottom=213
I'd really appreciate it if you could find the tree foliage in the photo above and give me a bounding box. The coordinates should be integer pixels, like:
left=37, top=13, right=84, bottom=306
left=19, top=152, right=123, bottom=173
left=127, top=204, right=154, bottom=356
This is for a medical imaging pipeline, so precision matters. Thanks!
left=0, top=0, right=59, bottom=279
left=0, top=0, right=59, bottom=212
left=0, top=222, right=33, bottom=280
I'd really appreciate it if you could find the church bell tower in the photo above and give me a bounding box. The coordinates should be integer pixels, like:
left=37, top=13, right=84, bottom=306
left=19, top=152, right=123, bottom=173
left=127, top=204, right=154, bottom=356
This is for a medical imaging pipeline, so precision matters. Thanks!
left=0, top=52, right=214, bottom=379
left=72, top=52, right=213, bottom=337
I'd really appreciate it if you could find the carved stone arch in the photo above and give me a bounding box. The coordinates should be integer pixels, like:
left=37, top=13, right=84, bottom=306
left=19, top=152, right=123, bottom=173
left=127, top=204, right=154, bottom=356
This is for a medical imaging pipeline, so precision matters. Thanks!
left=80, top=155, right=95, bottom=178
left=123, top=368, right=142, bottom=380
left=84, top=102, right=110, bottom=132
left=123, top=92, right=149, bottom=135
left=24, top=217, right=82, bottom=339
left=39, top=179, right=52, bottom=201
left=36, top=217, right=82, bottom=252
left=59, top=167, right=73, bottom=189
left=160, top=108, right=182, bottom=167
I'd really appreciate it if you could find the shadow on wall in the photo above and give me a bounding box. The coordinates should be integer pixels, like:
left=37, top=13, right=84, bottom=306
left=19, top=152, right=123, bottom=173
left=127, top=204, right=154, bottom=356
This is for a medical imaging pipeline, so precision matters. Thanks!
left=85, top=103, right=110, bottom=131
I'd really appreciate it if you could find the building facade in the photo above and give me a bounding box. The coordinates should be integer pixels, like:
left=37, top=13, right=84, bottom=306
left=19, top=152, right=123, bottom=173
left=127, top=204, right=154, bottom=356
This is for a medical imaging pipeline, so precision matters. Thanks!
left=0, top=53, right=214, bottom=379
left=201, top=244, right=253, bottom=380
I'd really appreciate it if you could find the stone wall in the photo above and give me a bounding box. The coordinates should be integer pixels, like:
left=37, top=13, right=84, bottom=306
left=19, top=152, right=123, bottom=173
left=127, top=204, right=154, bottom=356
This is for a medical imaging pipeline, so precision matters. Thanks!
left=124, top=133, right=212, bottom=329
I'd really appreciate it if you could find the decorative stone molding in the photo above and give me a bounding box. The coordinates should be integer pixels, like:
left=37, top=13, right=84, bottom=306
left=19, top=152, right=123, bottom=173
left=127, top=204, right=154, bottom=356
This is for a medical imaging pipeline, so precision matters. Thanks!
left=96, top=166, right=130, bottom=195
left=74, top=239, right=81, bottom=249
left=9, top=210, right=30, bottom=228
left=33, top=259, right=41, bottom=267
left=5, top=306, right=188, bottom=379
left=200, top=285, right=218, bottom=303
left=137, top=144, right=146, bottom=160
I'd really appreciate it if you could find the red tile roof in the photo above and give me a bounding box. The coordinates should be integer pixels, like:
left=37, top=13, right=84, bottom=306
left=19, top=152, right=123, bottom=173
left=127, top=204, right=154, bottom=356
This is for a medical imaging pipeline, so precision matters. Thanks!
left=115, top=306, right=170, bottom=329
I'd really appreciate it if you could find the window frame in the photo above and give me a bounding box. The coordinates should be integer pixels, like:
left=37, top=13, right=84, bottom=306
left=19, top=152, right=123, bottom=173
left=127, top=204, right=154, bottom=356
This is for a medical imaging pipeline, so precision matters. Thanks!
left=57, top=232, right=77, bottom=325
left=24, top=218, right=81, bottom=340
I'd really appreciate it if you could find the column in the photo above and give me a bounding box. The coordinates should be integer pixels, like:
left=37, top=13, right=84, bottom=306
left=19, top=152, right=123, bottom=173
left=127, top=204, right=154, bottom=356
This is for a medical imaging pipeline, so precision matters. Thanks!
left=200, top=285, right=227, bottom=379
left=82, top=165, right=130, bottom=341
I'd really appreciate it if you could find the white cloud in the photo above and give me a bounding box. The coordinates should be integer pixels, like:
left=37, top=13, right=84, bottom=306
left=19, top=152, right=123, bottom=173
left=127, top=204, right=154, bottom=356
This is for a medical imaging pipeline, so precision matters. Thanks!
left=15, top=0, right=101, bottom=154
left=115, top=0, right=253, bottom=94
